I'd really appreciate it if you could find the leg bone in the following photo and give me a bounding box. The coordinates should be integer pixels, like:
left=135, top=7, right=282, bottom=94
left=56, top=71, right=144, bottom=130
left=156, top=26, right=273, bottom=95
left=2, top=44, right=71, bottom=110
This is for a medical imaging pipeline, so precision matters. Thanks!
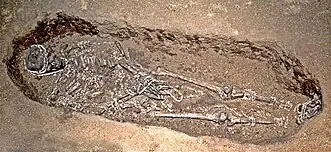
left=226, top=114, right=274, bottom=126
left=153, top=67, right=275, bottom=104
left=151, top=111, right=273, bottom=127
left=150, top=111, right=227, bottom=123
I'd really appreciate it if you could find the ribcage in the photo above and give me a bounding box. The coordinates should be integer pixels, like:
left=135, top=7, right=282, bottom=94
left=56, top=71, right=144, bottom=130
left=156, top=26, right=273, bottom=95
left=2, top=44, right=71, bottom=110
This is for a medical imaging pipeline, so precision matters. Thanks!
left=44, top=39, right=130, bottom=111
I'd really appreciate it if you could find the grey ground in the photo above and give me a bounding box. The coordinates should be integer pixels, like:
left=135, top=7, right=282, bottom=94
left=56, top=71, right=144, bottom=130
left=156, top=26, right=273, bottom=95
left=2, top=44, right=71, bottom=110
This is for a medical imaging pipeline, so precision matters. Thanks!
left=0, top=0, right=330, bottom=151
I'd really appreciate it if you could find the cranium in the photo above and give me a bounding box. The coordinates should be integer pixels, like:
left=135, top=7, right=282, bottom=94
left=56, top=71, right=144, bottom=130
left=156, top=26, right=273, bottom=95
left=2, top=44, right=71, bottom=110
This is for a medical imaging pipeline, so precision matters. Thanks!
left=25, top=44, right=66, bottom=76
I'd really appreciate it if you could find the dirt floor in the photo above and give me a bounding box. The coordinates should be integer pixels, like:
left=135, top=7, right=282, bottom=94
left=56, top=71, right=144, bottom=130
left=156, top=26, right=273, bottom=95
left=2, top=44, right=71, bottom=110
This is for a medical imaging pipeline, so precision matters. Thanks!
left=0, top=0, right=330, bottom=151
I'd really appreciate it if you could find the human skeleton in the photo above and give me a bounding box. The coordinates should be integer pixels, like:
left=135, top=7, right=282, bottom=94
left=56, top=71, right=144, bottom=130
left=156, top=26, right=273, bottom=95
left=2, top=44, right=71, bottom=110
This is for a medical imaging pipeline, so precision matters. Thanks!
left=24, top=41, right=315, bottom=126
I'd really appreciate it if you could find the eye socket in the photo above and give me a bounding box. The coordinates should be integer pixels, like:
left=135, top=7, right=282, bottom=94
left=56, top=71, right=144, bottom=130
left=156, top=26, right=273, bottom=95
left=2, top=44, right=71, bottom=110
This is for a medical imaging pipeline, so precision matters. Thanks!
left=296, top=104, right=303, bottom=113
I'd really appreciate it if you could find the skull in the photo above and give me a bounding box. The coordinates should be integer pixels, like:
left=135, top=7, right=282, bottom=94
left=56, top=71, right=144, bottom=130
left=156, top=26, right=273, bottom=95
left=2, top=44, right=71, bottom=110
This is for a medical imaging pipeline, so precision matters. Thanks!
left=25, top=45, right=66, bottom=76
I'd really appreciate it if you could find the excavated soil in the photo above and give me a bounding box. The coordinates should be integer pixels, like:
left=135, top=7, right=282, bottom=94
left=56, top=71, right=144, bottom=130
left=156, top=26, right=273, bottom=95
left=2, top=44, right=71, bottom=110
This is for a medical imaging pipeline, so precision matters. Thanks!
left=1, top=0, right=330, bottom=152
left=4, top=12, right=322, bottom=144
